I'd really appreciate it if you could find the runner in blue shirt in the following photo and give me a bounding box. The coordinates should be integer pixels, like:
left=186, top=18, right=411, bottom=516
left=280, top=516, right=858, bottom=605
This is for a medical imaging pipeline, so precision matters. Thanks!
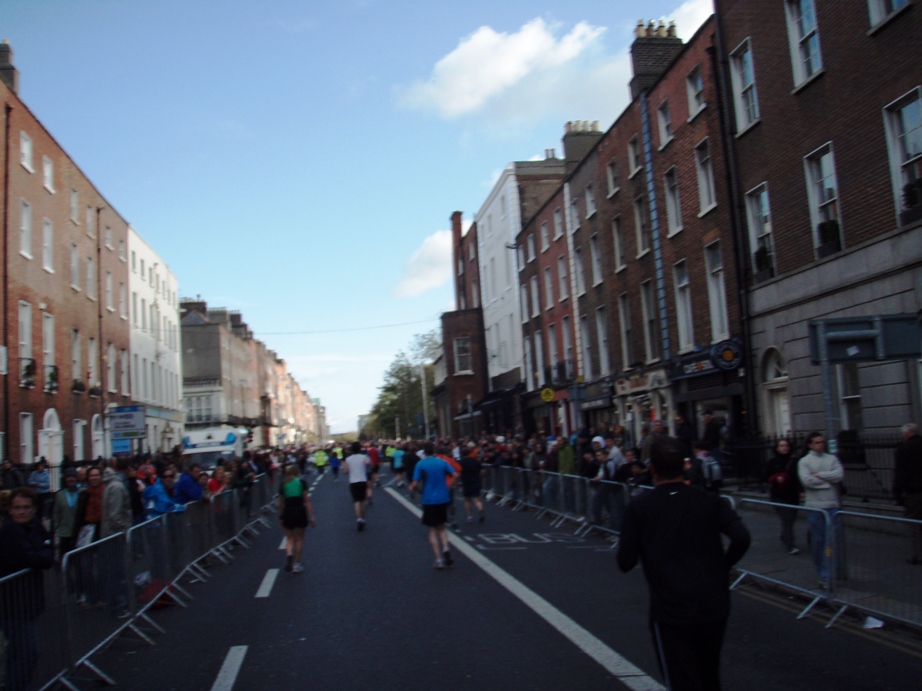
left=409, top=442, right=455, bottom=569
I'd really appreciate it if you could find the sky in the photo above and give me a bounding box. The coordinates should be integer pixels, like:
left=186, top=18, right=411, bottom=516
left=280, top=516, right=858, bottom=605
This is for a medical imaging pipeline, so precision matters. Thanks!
left=3, top=0, right=713, bottom=433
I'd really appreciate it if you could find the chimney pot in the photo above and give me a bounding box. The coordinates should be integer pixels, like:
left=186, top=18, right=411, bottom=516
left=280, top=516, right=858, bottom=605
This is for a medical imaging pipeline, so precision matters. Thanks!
left=0, top=40, right=18, bottom=94
left=565, top=121, right=573, bottom=133
left=635, top=20, right=645, bottom=38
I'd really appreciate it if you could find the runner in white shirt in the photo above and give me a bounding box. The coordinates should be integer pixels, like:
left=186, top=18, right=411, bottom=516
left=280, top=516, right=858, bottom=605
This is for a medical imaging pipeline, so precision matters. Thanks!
left=344, top=442, right=372, bottom=531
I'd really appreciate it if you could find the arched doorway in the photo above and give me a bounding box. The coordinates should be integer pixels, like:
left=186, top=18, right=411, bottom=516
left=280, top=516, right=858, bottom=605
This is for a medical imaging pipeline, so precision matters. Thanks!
left=91, top=414, right=105, bottom=460
left=761, top=347, right=792, bottom=436
left=38, top=408, right=64, bottom=465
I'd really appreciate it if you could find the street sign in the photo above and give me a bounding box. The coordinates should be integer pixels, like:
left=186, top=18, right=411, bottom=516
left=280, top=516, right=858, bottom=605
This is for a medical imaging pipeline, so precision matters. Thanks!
left=809, top=314, right=921, bottom=364
left=540, top=387, right=555, bottom=403
left=111, top=439, right=132, bottom=455
left=107, top=405, right=147, bottom=440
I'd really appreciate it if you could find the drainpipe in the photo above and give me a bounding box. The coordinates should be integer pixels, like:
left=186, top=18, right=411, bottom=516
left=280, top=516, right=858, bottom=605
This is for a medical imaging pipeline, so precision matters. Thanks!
left=96, top=205, right=105, bottom=457
left=2, top=103, right=10, bottom=459
left=709, top=11, right=761, bottom=437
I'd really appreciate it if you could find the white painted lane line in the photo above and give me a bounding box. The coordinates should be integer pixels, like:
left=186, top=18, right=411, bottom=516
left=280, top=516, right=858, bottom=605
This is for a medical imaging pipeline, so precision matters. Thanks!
left=211, top=645, right=248, bottom=691
left=255, top=569, right=279, bottom=598
left=278, top=537, right=286, bottom=550
left=386, top=488, right=663, bottom=691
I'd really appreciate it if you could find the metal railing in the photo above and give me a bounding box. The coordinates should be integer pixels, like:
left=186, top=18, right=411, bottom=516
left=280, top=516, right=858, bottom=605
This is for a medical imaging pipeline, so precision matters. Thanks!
left=1, top=472, right=279, bottom=690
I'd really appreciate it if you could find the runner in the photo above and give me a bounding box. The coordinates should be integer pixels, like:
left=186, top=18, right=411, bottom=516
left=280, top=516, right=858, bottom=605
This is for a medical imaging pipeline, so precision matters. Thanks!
left=459, top=442, right=486, bottom=523
left=344, top=442, right=372, bottom=531
left=391, top=443, right=406, bottom=487
left=409, top=442, right=456, bottom=569
left=329, top=451, right=341, bottom=482
left=436, top=445, right=462, bottom=531
left=314, top=447, right=329, bottom=475
left=278, top=464, right=316, bottom=573
left=366, top=443, right=381, bottom=503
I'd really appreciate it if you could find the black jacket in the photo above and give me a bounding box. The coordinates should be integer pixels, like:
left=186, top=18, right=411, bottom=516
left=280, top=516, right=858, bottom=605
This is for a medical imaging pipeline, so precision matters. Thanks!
left=765, top=453, right=802, bottom=504
left=617, top=482, right=750, bottom=625
left=0, top=516, right=54, bottom=618
left=894, top=434, right=922, bottom=499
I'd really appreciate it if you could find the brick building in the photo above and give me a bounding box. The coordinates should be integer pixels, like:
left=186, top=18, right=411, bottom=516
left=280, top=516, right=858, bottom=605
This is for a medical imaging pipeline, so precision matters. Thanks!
left=2, top=44, right=132, bottom=467
left=714, top=0, right=922, bottom=439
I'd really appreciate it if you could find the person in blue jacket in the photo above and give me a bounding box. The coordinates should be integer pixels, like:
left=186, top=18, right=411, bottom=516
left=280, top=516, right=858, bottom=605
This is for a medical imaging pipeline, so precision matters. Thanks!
left=173, top=463, right=204, bottom=505
left=143, top=468, right=186, bottom=519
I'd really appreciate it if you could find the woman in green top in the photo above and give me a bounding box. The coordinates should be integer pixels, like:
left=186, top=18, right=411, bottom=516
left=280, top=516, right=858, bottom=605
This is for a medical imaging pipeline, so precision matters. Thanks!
left=278, top=464, right=315, bottom=573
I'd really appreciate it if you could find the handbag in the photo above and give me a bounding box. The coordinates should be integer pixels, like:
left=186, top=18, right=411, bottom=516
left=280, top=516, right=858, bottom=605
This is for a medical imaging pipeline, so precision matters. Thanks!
left=76, top=523, right=97, bottom=548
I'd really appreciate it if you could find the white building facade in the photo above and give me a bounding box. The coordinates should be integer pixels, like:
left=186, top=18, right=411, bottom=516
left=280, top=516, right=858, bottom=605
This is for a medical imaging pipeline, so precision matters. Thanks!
left=128, top=227, right=183, bottom=453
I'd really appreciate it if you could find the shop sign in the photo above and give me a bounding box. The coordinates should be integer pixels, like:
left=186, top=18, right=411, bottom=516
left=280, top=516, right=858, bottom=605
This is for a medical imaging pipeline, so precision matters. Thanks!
left=580, top=397, right=612, bottom=411
left=540, top=387, right=556, bottom=403
left=711, top=340, right=742, bottom=371
left=615, top=375, right=648, bottom=396
left=107, top=406, right=147, bottom=440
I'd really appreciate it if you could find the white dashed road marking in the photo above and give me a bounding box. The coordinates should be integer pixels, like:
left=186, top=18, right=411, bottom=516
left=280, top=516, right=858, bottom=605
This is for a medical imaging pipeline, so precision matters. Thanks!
left=278, top=537, right=286, bottom=550
left=255, top=569, right=279, bottom=598
left=386, top=488, right=664, bottom=691
left=211, top=645, right=247, bottom=691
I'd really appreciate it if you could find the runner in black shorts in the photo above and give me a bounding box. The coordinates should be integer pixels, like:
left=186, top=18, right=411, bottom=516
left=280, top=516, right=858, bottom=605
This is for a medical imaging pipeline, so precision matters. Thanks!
left=278, top=464, right=316, bottom=573
left=344, top=442, right=371, bottom=531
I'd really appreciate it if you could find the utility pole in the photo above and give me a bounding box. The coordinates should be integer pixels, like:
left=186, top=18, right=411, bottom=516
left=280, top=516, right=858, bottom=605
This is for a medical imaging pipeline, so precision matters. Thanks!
left=395, top=415, right=400, bottom=440
left=420, top=364, right=430, bottom=438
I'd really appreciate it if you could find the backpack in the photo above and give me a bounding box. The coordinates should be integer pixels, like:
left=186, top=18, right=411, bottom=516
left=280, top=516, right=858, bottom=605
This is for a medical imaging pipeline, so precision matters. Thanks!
left=702, top=454, right=723, bottom=489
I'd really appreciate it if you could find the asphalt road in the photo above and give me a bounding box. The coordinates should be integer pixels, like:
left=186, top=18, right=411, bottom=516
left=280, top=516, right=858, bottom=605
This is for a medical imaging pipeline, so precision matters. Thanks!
left=91, top=469, right=922, bottom=690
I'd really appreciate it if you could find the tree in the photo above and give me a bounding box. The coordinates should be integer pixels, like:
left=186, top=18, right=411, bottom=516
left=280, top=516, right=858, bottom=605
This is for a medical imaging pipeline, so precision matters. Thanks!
left=368, top=331, right=440, bottom=439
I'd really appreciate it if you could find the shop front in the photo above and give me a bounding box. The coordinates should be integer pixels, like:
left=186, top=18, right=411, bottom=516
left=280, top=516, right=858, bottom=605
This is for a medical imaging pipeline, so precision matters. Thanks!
left=613, top=368, right=672, bottom=450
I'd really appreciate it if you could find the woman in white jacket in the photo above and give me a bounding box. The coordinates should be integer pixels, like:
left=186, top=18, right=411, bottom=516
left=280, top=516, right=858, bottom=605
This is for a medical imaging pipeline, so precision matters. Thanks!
left=798, top=432, right=845, bottom=588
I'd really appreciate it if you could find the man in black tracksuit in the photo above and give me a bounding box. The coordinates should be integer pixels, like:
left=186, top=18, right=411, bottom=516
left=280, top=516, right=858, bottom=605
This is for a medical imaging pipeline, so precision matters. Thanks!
left=617, top=436, right=750, bottom=690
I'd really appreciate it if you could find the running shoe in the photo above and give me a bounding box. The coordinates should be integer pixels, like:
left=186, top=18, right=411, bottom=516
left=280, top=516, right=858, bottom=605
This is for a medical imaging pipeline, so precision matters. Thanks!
left=479, top=511, right=485, bottom=523
left=357, top=519, right=365, bottom=531
left=443, top=548, right=454, bottom=566
left=789, top=547, right=800, bottom=555
left=292, top=563, right=304, bottom=574
left=433, top=559, right=445, bottom=570
left=285, top=554, right=293, bottom=572
left=467, top=516, right=474, bottom=523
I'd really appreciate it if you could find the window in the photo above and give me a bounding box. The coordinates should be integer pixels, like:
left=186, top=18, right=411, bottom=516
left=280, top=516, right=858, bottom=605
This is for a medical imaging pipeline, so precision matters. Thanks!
left=139, top=258, right=145, bottom=277
left=869, top=0, right=910, bottom=26
left=524, top=336, right=534, bottom=391
left=574, top=247, right=587, bottom=295
left=105, top=271, right=113, bottom=310
left=619, top=293, right=634, bottom=368
left=119, top=283, right=127, bottom=318
left=730, top=39, right=760, bottom=130
left=141, top=299, right=147, bottom=330
left=705, top=242, right=729, bottom=341
left=640, top=280, right=660, bottom=361
left=18, top=301, right=32, bottom=381
left=70, top=189, right=79, bottom=223
left=516, top=245, right=525, bottom=272
left=42, top=218, right=53, bottom=271
left=534, top=330, right=545, bottom=386
left=612, top=216, right=626, bottom=271
left=785, top=0, right=822, bottom=86
left=596, top=307, right=610, bottom=376
left=42, top=156, right=55, bottom=192
left=658, top=100, right=674, bottom=146
left=837, top=363, right=864, bottom=432
left=19, top=414, right=33, bottom=465
left=634, top=195, right=650, bottom=255
left=558, top=256, right=569, bottom=300
left=86, top=257, right=96, bottom=299
left=544, top=267, right=554, bottom=308
left=131, top=251, right=137, bottom=272
left=19, top=199, right=32, bottom=258
left=118, top=239, right=126, bottom=261
left=562, top=316, right=574, bottom=376
left=141, top=357, right=148, bottom=399
left=674, top=260, right=694, bottom=351
left=569, top=197, right=580, bottom=232
left=500, top=195, right=507, bottom=218
left=41, top=314, right=55, bottom=386
left=104, top=226, right=113, bottom=249
left=469, top=242, right=475, bottom=261
left=804, top=143, right=840, bottom=250
left=131, top=292, right=138, bottom=326
left=520, top=286, right=529, bottom=323
left=120, top=350, right=129, bottom=395
left=695, top=138, right=717, bottom=213
left=88, top=337, right=97, bottom=386
left=606, top=159, right=620, bottom=197
left=664, top=168, right=683, bottom=234
left=69, top=244, right=80, bottom=289
left=457, top=257, right=464, bottom=276
left=884, top=88, right=922, bottom=211
left=107, top=343, right=117, bottom=392
left=527, top=276, right=539, bottom=316
left=553, top=207, right=563, bottom=239
left=19, top=132, right=33, bottom=171
left=687, top=67, right=705, bottom=117
left=540, top=221, right=550, bottom=251
left=628, top=136, right=642, bottom=175
left=71, top=329, right=81, bottom=382
left=589, top=234, right=603, bottom=285
left=527, top=235, right=536, bottom=262
left=548, top=323, right=558, bottom=368
left=132, top=354, right=139, bottom=397
left=86, top=205, right=95, bottom=238
left=585, top=184, right=596, bottom=217
left=746, top=184, right=775, bottom=274
left=580, top=316, right=594, bottom=380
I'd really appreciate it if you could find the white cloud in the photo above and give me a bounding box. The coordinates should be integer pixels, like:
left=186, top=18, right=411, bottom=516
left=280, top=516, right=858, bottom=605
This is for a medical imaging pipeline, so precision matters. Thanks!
left=392, top=229, right=453, bottom=298
left=397, top=18, right=606, bottom=119
left=667, top=0, right=715, bottom=41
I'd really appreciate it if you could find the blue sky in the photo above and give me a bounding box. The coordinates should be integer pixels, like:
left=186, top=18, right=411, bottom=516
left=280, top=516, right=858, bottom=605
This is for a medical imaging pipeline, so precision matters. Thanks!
left=4, top=0, right=712, bottom=433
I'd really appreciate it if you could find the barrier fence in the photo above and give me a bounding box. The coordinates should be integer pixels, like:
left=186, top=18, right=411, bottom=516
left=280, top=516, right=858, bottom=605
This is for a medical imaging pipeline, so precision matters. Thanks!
left=0, top=472, right=278, bottom=691
left=478, top=465, right=921, bottom=630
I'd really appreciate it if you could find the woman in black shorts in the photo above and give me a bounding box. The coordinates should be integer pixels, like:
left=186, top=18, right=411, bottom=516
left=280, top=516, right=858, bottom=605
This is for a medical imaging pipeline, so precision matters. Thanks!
left=278, top=464, right=316, bottom=573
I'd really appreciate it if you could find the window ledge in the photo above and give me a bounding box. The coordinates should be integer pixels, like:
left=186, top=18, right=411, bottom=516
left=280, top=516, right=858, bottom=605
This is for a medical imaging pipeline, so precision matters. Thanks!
left=553, top=233, right=563, bottom=241
left=70, top=218, right=80, bottom=226
left=868, top=2, right=913, bottom=35
left=71, top=284, right=81, bottom=292
left=20, top=251, right=32, bottom=260
left=644, top=358, right=662, bottom=366
left=586, top=210, right=597, bottom=219
left=710, top=336, right=730, bottom=345
left=666, top=226, right=684, bottom=238
left=698, top=203, right=718, bottom=219
left=687, top=105, right=706, bottom=124
left=43, top=266, right=54, bottom=274
left=454, top=370, right=474, bottom=376
left=678, top=346, right=696, bottom=355
left=735, top=118, right=762, bottom=139
left=592, top=280, right=604, bottom=288
left=607, top=187, right=620, bottom=199
left=21, top=162, right=34, bottom=174
left=791, top=68, right=825, bottom=95
left=44, top=185, right=55, bottom=194
left=636, top=249, right=651, bottom=259
left=629, top=167, right=643, bottom=180
left=615, top=265, right=627, bottom=273
left=658, top=136, right=674, bottom=152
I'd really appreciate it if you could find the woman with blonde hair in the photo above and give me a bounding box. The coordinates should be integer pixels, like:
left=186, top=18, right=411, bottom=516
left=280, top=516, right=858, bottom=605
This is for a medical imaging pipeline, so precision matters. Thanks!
left=277, top=464, right=315, bottom=573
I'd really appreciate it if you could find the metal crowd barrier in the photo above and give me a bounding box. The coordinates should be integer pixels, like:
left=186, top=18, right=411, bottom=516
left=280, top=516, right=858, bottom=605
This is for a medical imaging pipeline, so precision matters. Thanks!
left=4, top=472, right=280, bottom=690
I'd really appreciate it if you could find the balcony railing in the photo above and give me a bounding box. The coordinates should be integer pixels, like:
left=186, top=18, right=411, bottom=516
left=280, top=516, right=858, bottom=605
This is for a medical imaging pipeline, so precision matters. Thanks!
left=20, top=358, right=36, bottom=388
left=44, top=365, right=59, bottom=393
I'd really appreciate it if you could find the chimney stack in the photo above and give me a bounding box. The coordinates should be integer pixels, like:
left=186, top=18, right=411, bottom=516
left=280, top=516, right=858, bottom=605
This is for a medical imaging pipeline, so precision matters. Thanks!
left=0, top=40, right=19, bottom=94
left=562, top=120, right=604, bottom=174
left=629, top=20, right=683, bottom=99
